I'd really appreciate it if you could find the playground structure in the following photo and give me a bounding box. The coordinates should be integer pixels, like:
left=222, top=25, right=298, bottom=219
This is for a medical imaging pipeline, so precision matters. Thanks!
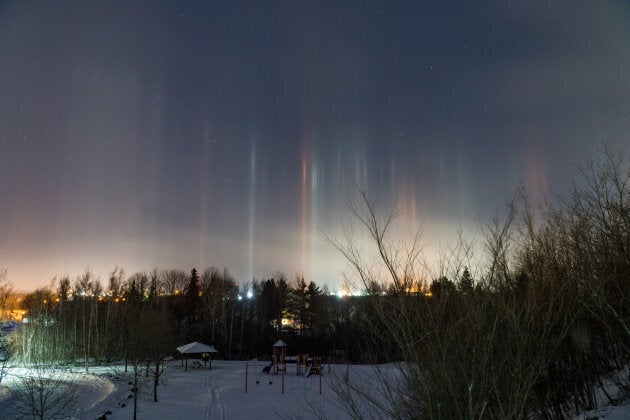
left=270, top=340, right=287, bottom=375
left=244, top=340, right=324, bottom=394
left=295, top=354, right=323, bottom=377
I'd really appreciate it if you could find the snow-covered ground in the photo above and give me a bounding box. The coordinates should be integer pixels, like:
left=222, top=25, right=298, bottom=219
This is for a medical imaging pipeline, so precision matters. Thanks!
left=576, top=406, right=630, bottom=420
left=573, top=388, right=630, bottom=420
left=0, top=360, right=393, bottom=419
left=1, top=360, right=629, bottom=419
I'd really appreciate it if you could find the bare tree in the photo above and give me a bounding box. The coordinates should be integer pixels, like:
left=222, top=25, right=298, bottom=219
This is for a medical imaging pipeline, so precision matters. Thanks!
left=0, top=268, right=13, bottom=320
left=327, top=188, right=583, bottom=418
left=328, top=189, right=427, bottom=295
left=11, top=288, right=56, bottom=365
left=112, top=305, right=175, bottom=418
left=9, top=363, right=78, bottom=420
left=112, top=305, right=148, bottom=420
left=0, top=268, right=13, bottom=385
left=161, top=269, right=188, bottom=296
left=74, top=268, right=97, bottom=372
left=144, top=307, right=176, bottom=402
left=0, top=349, right=11, bottom=387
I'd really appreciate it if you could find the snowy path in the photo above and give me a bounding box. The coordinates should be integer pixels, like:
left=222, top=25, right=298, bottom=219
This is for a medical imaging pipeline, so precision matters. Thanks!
left=206, top=373, right=225, bottom=420
left=70, top=371, right=116, bottom=413
left=0, top=368, right=116, bottom=418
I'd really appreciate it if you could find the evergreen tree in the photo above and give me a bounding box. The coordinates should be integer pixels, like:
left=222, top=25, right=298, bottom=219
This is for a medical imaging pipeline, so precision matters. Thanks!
left=458, top=267, right=474, bottom=294
left=187, top=268, right=200, bottom=301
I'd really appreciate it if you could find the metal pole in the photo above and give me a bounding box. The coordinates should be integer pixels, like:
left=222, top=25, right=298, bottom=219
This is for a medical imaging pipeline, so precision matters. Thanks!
left=245, top=362, right=248, bottom=393
left=282, top=363, right=285, bottom=394
left=319, top=369, right=322, bottom=395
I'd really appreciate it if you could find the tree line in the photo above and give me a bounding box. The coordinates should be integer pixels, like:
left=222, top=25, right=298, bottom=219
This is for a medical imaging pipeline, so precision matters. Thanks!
left=2, top=265, right=397, bottom=368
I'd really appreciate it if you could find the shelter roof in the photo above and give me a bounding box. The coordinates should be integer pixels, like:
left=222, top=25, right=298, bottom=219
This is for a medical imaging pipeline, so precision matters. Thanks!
left=176, top=342, right=218, bottom=354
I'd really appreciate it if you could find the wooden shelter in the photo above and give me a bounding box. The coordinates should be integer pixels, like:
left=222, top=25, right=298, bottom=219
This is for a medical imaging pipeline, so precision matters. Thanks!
left=176, top=342, right=218, bottom=370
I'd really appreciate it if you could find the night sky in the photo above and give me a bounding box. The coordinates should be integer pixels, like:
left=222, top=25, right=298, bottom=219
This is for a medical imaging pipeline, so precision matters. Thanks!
left=2, top=1, right=630, bottom=291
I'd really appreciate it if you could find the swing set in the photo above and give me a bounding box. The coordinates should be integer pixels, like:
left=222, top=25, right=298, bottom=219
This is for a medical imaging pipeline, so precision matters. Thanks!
left=244, top=340, right=323, bottom=395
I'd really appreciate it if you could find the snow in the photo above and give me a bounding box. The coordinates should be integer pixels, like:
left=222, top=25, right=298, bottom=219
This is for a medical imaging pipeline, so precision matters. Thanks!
left=0, top=360, right=390, bottom=419
left=1, top=360, right=629, bottom=419
left=574, top=405, right=630, bottom=420
left=573, top=393, right=630, bottom=420
left=176, top=342, right=218, bottom=354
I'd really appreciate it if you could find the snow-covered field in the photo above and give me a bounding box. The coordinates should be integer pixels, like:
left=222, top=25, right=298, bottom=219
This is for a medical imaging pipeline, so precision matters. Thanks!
left=0, top=360, right=393, bottom=419
left=1, top=360, right=629, bottom=419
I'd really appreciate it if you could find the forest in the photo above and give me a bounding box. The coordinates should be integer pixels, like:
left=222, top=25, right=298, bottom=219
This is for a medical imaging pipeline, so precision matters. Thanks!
left=1, top=148, right=630, bottom=418
left=2, top=266, right=377, bottom=367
